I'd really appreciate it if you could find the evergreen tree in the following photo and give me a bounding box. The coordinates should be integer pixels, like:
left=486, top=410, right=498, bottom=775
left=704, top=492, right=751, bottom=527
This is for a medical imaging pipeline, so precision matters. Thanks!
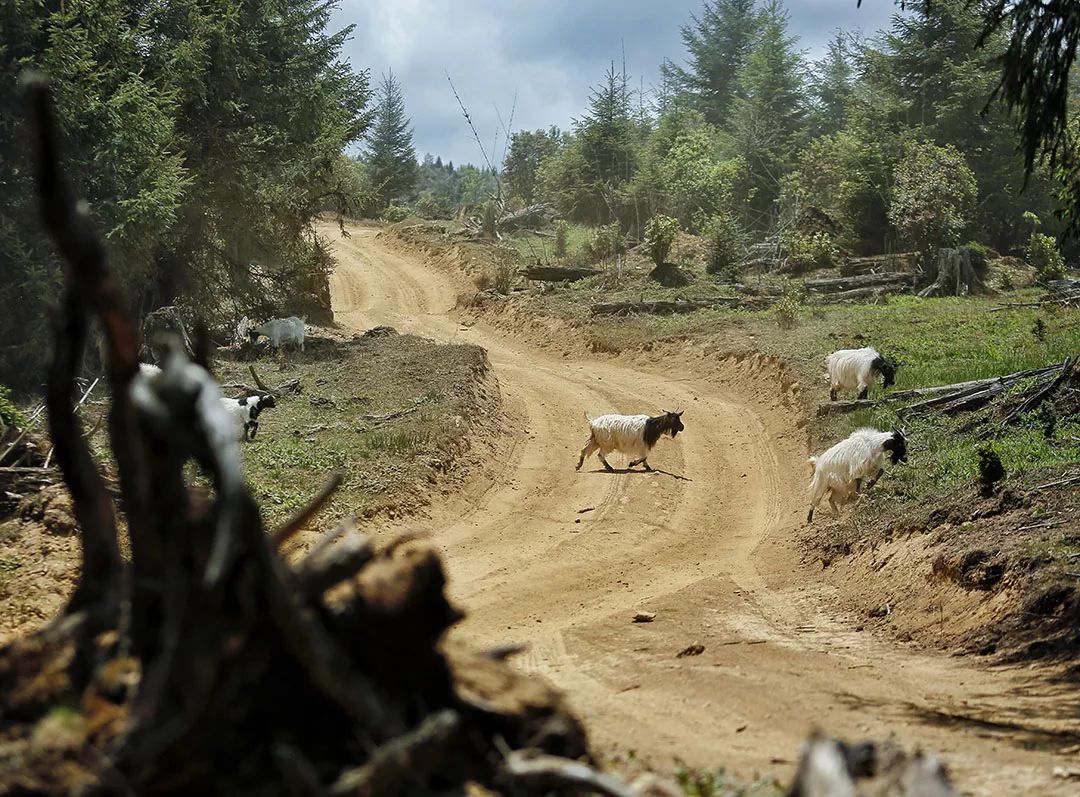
left=365, top=69, right=418, bottom=208
left=0, top=0, right=372, bottom=387
left=731, top=0, right=807, bottom=227
left=809, top=32, right=855, bottom=135
left=504, top=127, right=561, bottom=205
left=662, top=0, right=759, bottom=125
left=571, top=62, right=637, bottom=222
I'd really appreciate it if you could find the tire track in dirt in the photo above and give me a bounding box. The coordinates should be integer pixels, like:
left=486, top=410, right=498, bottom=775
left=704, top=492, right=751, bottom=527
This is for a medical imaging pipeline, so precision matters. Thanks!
left=322, top=223, right=1078, bottom=794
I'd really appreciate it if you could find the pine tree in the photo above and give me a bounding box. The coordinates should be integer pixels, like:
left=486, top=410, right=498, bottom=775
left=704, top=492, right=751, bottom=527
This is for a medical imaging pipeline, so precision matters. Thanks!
left=661, top=0, right=759, bottom=126
left=732, top=0, right=807, bottom=227
left=578, top=62, right=636, bottom=188
left=366, top=69, right=419, bottom=208
left=809, top=32, right=854, bottom=135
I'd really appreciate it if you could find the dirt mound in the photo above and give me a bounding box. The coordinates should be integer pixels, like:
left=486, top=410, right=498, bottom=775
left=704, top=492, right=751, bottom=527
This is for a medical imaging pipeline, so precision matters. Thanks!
left=802, top=479, right=1080, bottom=664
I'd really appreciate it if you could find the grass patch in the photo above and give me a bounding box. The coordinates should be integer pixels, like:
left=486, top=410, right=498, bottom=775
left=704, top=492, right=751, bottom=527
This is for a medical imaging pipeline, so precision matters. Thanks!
left=507, top=223, right=592, bottom=264
left=212, top=330, right=492, bottom=529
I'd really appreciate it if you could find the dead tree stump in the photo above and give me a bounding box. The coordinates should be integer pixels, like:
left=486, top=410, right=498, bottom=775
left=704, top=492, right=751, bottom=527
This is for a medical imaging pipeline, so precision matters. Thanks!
left=0, top=73, right=589, bottom=797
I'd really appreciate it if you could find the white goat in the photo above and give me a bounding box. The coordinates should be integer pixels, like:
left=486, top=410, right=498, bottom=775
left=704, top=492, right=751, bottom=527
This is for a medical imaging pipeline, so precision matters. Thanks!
left=249, top=316, right=305, bottom=352
left=220, top=394, right=277, bottom=440
left=825, top=347, right=897, bottom=401
left=807, top=427, right=908, bottom=522
left=576, top=411, right=684, bottom=472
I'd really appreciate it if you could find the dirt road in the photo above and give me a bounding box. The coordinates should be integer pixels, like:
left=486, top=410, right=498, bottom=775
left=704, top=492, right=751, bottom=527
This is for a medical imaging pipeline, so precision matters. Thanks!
left=323, top=223, right=1077, bottom=793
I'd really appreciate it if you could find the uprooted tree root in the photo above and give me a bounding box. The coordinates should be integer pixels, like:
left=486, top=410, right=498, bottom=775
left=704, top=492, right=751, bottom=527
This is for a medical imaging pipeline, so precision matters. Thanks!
left=0, top=74, right=588, bottom=797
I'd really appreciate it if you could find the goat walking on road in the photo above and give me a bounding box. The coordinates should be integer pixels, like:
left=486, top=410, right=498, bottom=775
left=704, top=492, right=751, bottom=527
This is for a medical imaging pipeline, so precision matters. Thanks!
left=576, top=411, right=684, bottom=472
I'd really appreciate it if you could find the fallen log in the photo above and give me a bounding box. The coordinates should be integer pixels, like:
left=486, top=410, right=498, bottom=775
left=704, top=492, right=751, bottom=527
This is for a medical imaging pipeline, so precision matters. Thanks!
left=805, top=272, right=915, bottom=293
left=590, top=296, right=771, bottom=316
left=819, top=364, right=1064, bottom=415
left=995, top=357, right=1075, bottom=429
left=812, top=286, right=908, bottom=304
left=839, top=252, right=917, bottom=277
left=496, top=202, right=556, bottom=232
left=520, top=265, right=600, bottom=282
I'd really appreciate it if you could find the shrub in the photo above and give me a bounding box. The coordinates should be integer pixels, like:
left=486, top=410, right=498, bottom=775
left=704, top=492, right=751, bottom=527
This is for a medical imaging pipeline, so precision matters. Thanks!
left=554, top=220, right=569, bottom=258
left=0, top=384, right=24, bottom=429
left=703, top=212, right=742, bottom=279
left=785, top=230, right=839, bottom=272
left=773, top=281, right=806, bottom=329
left=482, top=201, right=498, bottom=238
left=889, top=140, right=977, bottom=253
left=584, top=222, right=625, bottom=263
left=643, top=214, right=680, bottom=266
left=1025, top=231, right=1065, bottom=283
left=381, top=204, right=410, bottom=222
left=976, top=445, right=1005, bottom=497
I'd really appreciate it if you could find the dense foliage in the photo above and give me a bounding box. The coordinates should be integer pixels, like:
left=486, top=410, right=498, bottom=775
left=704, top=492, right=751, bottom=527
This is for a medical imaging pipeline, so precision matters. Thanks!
left=0, top=0, right=371, bottom=389
left=489, top=0, right=1075, bottom=271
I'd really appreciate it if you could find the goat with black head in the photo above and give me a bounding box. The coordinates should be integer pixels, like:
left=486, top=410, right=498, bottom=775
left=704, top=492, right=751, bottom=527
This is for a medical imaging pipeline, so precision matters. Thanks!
left=576, top=410, right=684, bottom=472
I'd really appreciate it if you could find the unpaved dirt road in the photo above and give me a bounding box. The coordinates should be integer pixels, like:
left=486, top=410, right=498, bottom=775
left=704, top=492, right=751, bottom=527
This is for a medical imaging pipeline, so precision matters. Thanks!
left=323, top=223, right=1077, bottom=794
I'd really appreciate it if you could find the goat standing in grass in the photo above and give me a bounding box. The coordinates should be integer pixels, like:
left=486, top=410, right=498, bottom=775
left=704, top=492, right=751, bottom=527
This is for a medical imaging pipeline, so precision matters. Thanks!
left=807, top=428, right=907, bottom=522
left=249, top=316, right=305, bottom=352
left=220, top=394, right=276, bottom=441
left=826, top=347, right=897, bottom=400
left=576, top=411, right=684, bottom=472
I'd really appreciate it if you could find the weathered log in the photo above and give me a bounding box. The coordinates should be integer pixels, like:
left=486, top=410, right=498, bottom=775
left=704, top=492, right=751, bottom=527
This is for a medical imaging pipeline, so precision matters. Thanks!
left=496, top=202, right=557, bottom=232
left=520, top=265, right=601, bottom=282
left=820, top=364, right=1064, bottom=415
left=590, top=296, right=771, bottom=316
left=839, top=252, right=918, bottom=277
left=995, top=357, right=1075, bottom=428
left=805, top=272, right=915, bottom=293
left=812, top=286, right=905, bottom=304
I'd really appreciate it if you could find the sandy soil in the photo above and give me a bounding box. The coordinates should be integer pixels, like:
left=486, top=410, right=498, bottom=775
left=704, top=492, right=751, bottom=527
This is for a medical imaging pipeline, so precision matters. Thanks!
left=321, top=222, right=1078, bottom=794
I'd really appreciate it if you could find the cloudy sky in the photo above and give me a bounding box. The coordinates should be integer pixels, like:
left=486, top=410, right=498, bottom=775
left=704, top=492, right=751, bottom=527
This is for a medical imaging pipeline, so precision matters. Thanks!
left=331, top=1, right=899, bottom=166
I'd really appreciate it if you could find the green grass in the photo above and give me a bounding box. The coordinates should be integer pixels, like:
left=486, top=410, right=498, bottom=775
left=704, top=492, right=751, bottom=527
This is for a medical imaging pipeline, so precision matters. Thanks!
left=210, top=332, right=489, bottom=530
left=507, top=223, right=592, bottom=264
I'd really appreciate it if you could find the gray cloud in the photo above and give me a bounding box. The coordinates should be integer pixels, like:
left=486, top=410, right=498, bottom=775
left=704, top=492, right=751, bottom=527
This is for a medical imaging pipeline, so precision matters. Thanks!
left=332, top=1, right=898, bottom=166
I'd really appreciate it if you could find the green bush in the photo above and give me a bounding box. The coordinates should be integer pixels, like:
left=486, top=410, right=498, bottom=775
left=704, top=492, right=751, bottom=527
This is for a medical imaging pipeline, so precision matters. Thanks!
left=773, top=282, right=806, bottom=329
left=703, top=213, right=743, bottom=279
left=785, top=230, right=839, bottom=272
left=482, top=201, right=498, bottom=238
left=553, top=220, right=569, bottom=258
left=0, top=385, right=24, bottom=429
left=1025, top=231, right=1065, bottom=283
left=584, top=222, right=626, bottom=263
left=889, top=140, right=977, bottom=253
left=381, top=204, right=411, bottom=223
left=643, top=214, right=680, bottom=266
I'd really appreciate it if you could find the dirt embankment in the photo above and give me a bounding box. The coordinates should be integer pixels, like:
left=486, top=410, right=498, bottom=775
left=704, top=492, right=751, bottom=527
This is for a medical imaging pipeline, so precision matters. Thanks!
left=319, top=220, right=1080, bottom=796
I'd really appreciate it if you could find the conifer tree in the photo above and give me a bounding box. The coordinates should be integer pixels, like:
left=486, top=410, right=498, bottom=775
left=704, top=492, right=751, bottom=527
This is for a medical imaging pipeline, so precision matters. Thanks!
left=661, top=0, right=759, bottom=125
left=366, top=69, right=419, bottom=208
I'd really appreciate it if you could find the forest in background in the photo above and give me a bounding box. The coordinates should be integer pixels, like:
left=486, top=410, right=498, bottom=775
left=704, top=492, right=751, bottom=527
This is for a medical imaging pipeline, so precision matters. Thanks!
left=370, top=0, right=1079, bottom=280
